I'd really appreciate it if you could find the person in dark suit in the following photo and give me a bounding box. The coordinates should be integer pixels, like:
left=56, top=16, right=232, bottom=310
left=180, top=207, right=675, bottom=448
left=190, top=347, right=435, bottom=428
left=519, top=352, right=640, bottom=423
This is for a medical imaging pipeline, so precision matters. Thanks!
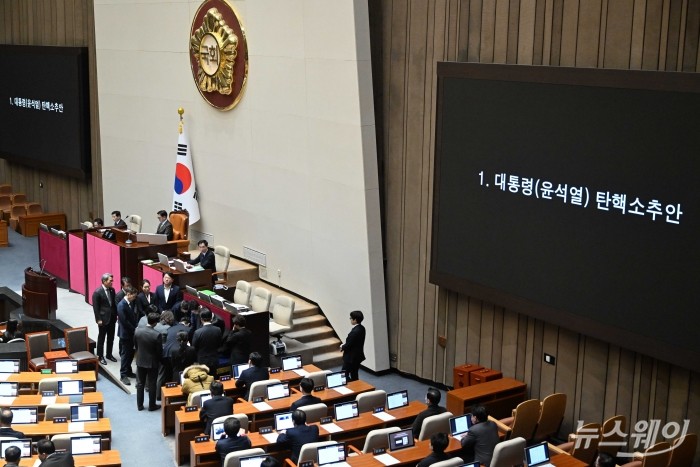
left=170, top=331, right=197, bottom=382
left=3, top=445, right=21, bottom=467
left=188, top=239, right=215, bottom=270
left=276, top=409, right=320, bottom=464
left=116, top=286, right=139, bottom=385
left=163, top=315, right=190, bottom=376
left=155, top=209, right=173, bottom=241
left=136, top=279, right=157, bottom=318
left=134, top=312, right=162, bottom=411
left=290, top=377, right=322, bottom=411
left=37, top=439, right=75, bottom=467
left=215, top=416, right=252, bottom=464
left=340, top=310, right=366, bottom=381
left=200, top=381, right=234, bottom=436
left=412, top=387, right=447, bottom=438
left=235, top=352, right=269, bottom=400
left=92, top=218, right=104, bottom=228
left=417, top=432, right=450, bottom=467
left=114, top=276, right=131, bottom=305
left=111, top=210, right=127, bottom=229
left=92, top=272, right=118, bottom=365
left=155, top=272, right=181, bottom=314
left=192, top=308, right=222, bottom=375
left=223, top=315, right=252, bottom=365
left=460, top=405, right=500, bottom=466
left=0, top=409, right=24, bottom=438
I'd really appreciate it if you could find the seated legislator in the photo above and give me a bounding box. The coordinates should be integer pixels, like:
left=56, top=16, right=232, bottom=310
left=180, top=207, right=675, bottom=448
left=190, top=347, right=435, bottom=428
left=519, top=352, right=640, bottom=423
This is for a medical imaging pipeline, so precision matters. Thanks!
left=461, top=405, right=500, bottom=466
left=216, top=417, right=252, bottom=464
left=412, top=387, right=447, bottom=438
left=200, top=381, right=234, bottom=435
left=276, top=410, right=320, bottom=464
left=111, top=210, right=127, bottom=229
left=37, top=439, right=75, bottom=466
left=290, top=377, right=323, bottom=412
left=0, top=409, right=24, bottom=438
left=235, top=352, right=268, bottom=400
left=188, top=239, right=215, bottom=270
left=92, top=217, right=104, bottom=228
left=155, top=209, right=174, bottom=241
left=417, top=432, right=450, bottom=467
left=4, top=445, right=21, bottom=467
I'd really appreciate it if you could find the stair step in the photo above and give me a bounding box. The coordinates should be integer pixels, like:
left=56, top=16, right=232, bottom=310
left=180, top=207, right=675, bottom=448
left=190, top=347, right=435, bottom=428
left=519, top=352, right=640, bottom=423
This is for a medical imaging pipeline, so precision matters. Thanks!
left=313, top=351, right=344, bottom=370
left=287, top=326, right=335, bottom=343
left=303, top=337, right=342, bottom=356
left=290, top=314, right=327, bottom=332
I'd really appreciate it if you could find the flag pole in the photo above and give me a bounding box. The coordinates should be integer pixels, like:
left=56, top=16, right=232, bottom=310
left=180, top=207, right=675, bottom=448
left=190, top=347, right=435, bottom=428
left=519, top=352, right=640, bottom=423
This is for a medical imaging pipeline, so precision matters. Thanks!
left=178, top=107, right=184, bottom=134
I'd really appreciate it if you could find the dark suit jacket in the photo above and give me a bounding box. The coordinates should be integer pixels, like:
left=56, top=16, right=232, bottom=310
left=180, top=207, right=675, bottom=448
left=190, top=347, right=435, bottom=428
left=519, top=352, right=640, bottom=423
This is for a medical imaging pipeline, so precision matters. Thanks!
left=116, top=298, right=139, bottom=340
left=224, top=327, right=252, bottom=364
left=188, top=249, right=215, bottom=270
left=136, top=291, right=157, bottom=317
left=416, top=452, right=449, bottom=467
left=40, top=452, right=75, bottom=467
left=134, top=325, right=162, bottom=369
left=155, top=284, right=181, bottom=312
left=412, top=403, right=447, bottom=437
left=113, top=219, right=127, bottom=229
left=164, top=323, right=189, bottom=358
left=192, top=324, right=222, bottom=367
left=156, top=219, right=174, bottom=241
left=215, top=435, right=252, bottom=464
left=290, top=394, right=323, bottom=412
left=200, top=395, right=234, bottom=435
left=341, top=324, right=366, bottom=365
left=92, top=286, right=116, bottom=325
left=235, top=366, right=269, bottom=400
left=460, top=420, right=500, bottom=466
left=276, top=424, right=320, bottom=463
left=0, top=426, right=25, bottom=438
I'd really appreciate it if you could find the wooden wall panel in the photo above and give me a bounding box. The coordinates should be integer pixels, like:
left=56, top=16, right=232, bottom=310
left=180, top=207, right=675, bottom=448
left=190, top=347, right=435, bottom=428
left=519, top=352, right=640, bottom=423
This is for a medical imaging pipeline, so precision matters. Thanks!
left=374, top=0, right=700, bottom=460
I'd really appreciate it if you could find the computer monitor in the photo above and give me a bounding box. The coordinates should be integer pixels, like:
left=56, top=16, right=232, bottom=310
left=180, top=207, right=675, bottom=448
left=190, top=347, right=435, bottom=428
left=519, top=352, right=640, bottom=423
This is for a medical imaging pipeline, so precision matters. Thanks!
left=388, top=429, right=415, bottom=451
left=449, top=414, right=473, bottom=440
left=0, top=439, right=32, bottom=458
left=55, top=359, right=79, bottom=374
left=266, top=383, right=290, bottom=400
left=317, top=443, right=346, bottom=466
left=9, top=407, right=37, bottom=424
left=326, top=371, right=347, bottom=389
left=70, top=435, right=102, bottom=455
left=211, top=421, right=226, bottom=441
left=333, top=401, right=359, bottom=422
left=525, top=441, right=553, bottom=467
left=211, top=296, right=225, bottom=309
left=157, top=252, right=170, bottom=267
left=0, top=382, right=18, bottom=397
left=197, top=291, right=212, bottom=303
left=238, top=454, right=268, bottom=467
left=70, top=404, right=99, bottom=422
left=0, top=359, right=20, bottom=373
left=232, top=363, right=250, bottom=380
left=281, top=354, right=302, bottom=371
left=185, top=285, right=198, bottom=296
left=58, top=379, right=83, bottom=396
left=386, top=390, right=409, bottom=410
left=274, top=412, right=294, bottom=432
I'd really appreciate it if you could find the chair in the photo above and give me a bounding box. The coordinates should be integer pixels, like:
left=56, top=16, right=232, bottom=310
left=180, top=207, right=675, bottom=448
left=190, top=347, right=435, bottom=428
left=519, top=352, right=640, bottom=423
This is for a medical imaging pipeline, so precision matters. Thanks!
left=187, top=390, right=211, bottom=407
left=44, top=403, right=72, bottom=421
left=599, top=414, right=627, bottom=457
left=250, top=287, right=272, bottom=312
left=169, top=210, right=190, bottom=254
left=620, top=441, right=672, bottom=467
left=81, top=221, right=93, bottom=229
left=0, top=195, right=11, bottom=220
left=532, top=392, right=567, bottom=442
left=128, top=214, right=142, bottom=232
left=0, top=184, right=11, bottom=195
left=211, top=413, right=249, bottom=432
left=38, top=377, right=72, bottom=394
left=212, top=245, right=231, bottom=284
left=10, top=193, right=26, bottom=205
left=294, top=441, right=338, bottom=466
left=356, top=389, right=387, bottom=413
left=51, top=432, right=90, bottom=450
left=555, top=422, right=601, bottom=465
left=25, top=331, right=51, bottom=371
left=26, top=202, right=42, bottom=215
left=64, top=326, right=99, bottom=376
left=223, top=448, right=266, bottom=467
left=245, top=379, right=281, bottom=402
left=498, top=398, right=540, bottom=441
left=356, top=426, right=401, bottom=453
left=305, top=370, right=331, bottom=388
left=668, top=433, right=697, bottom=467
left=269, top=296, right=294, bottom=343
left=490, top=436, right=526, bottom=467
left=431, top=459, right=465, bottom=467
left=297, top=403, right=328, bottom=424
left=418, top=411, right=453, bottom=441
left=8, top=203, right=26, bottom=230
left=233, top=280, right=252, bottom=306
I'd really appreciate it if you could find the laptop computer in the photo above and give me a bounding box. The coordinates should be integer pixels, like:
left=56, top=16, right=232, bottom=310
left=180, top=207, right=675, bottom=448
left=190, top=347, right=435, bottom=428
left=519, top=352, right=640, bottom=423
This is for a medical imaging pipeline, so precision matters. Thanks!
left=9, top=407, right=37, bottom=424
left=185, top=285, right=199, bottom=296
left=197, top=291, right=212, bottom=303
left=0, top=439, right=32, bottom=458
left=266, top=383, right=290, bottom=400
left=274, top=412, right=295, bottom=432
left=238, top=454, right=268, bottom=467
left=317, top=443, right=349, bottom=467
left=525, top=441, right=555, bottom=467
left=388, top=429, right=415, bottom=451
left=70, top=435, right=102, bottom=455
left=386, top=390, right=409, bottom=410
left=232, top=363, right=250, bottom=380
left=210, top=295, right=225, bottom=309
left=58, top=379, right=84, bottom=403
left=211, top=421, right=226, bottom=441
left=0, top=382, right=18, bottom=397
left=326, top=371, right=347, bottom=389
left=55, top=359, right=79, bottom=374
left=459, top=463, right=480, bottom=467
left=157, top=252, right=171, bottom=267
left=0, top=359, right=20, bottom=373
left=333, top=401, right=359, bottom=422
left=173, top=259, right=189, bottom=273
left=70, top=404, right=99, bottom=422
left=449, top=414, right=473, bottom=440
left=282, top=355, right=302, bottom=371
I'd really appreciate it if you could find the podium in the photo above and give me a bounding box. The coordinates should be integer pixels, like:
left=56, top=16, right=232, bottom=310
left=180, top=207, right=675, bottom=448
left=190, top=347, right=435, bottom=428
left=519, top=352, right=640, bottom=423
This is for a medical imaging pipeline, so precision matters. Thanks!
left=22, top=267, right=58, bottom=320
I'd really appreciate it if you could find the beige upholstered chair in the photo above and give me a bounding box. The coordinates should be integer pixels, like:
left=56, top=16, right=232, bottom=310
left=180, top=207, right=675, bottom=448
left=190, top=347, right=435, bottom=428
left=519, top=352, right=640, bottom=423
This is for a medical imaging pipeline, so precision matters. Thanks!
left=233, top=280, right=252, bottom=306
left=356, top=389, right=387, bottom=413
left=357, top=426, right=401, bottom=453
left=223, top=448, right=266, bottom=467
left=294, top=441, right=338, bottom=466
left=81, top=221, right=93, bottom=229
left=269, top=295, right=294, bottom=341
left=418, top=411, right=453, bottom=441
left=491, top=436, right=526, bottom=467
left=249, top=287, right=271, bottom=312
left=44, top=403, right=72, bottom=421
left=38, top=377, right=72, bottom=394
left=297, top=403, right=328, bottom=424
left=211, top=413, right=249, bottom=432
left=305, top=370, right=331, bottom=388
left=128, top=214, right=142, bottom=232
left=187, top=390, right=211, bottom=407
left=244, top=379, right=281, bottom=402
left=51, top=433, right=91, bottom=450
left=213, top=245, right=231, bottom=283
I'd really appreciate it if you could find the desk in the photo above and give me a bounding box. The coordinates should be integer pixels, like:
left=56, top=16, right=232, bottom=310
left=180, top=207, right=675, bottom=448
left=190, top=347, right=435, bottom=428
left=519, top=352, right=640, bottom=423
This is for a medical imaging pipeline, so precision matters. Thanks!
left=345, top=438, right=462, bottom=467
left=446, top=377, right=527, bottom=419
left=6, top=392, right=104, bottom=417
left=143, top=262, right=212, bottom=290
left=19, top=450, right=122, bottom=467
left=5, top=371, right=97, bottom=393
left=13, top=418, right=112, bottom=447
left=18, top=212, right=66, bottom=237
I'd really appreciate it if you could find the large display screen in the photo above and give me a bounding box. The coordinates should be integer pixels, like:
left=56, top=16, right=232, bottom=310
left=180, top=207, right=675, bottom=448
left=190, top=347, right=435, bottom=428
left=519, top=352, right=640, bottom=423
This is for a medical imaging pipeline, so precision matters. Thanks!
left=431, top=63, right=700, bottom=372
left=0, top=45, right=91, bottom=178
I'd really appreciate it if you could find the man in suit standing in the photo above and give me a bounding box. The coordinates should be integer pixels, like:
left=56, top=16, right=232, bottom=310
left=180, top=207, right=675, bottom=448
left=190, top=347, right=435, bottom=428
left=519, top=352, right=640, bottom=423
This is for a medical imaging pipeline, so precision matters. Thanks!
left=37, top=439, right=75, bottom=466
left=192, top=308, right=222, bottom=375
left=223, top=315, right=252, bottom=365
left=134, top=312, right=162, bottom=411
left=460, top=405, right=500, bottom=466
left=116, top=286, right=139, bottom=386
left=200, top=380, right=234, bottom=435
left=111, top=210, right=127, bottom=229
left=92, top=273, right=118, bottom=365
left=235, top=352, right=268, bottom=400
left=340, top=310, right=366, bottom=381
left=155, top=272, right=181, bottom=315
left=155, top=209, right=173, bottom=241
left=188, top=239, right=215, bottom=270
left=276, top=410, right=320, bottom=464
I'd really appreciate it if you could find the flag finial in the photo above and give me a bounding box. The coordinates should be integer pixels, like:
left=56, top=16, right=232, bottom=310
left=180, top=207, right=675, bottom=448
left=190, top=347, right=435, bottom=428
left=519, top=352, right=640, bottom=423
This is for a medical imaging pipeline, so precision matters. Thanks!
left=178, top=107, right=185, bottom=134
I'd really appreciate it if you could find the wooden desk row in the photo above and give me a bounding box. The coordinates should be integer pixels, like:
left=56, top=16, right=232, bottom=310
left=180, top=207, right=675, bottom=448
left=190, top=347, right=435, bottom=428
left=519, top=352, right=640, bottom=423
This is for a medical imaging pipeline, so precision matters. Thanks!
left=0, top=392, right=104, bottom=417
left=446, top=377, right=527, bottom=419
left=17, top=450, right=122, bottom=467
left=11, top=418, right=112, bottom=448
left=2, top=371, right=98, bottom=393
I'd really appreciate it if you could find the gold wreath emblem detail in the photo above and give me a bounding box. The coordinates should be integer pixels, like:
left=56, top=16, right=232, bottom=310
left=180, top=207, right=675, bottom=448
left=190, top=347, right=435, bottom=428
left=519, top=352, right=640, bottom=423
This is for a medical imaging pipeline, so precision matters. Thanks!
left=190, top=8, right=238, bottom=95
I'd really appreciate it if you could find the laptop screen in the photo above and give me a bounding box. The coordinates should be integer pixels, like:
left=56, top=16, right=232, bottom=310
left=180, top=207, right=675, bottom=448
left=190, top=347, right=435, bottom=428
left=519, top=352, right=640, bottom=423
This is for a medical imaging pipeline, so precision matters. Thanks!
left=0, top=359, right=20, bottom=373
left=238, top=454, right=268, bottom=467
left=333, top=401, right=359, bottom=421
left=70, top=404, right=99, bottom=422
left=282, top=355, right=302, bottom=371
left=55, top=359, right=79, bottom=374
left=232, top=363, right=250, bottom=379
left=200, top=394, right=213, bottom=407
left=0, top=439, right=32, bottom=458
left=58, top=380, right=83, bottom=396
left=388, top=429, right=415, bottom=451
left=211, top=421, right=226, bottom=441
left=317, top=444, right=346, bottom=466
left=326, top=371, right=347, bottom=389
left=10, top=407, right=37, bottom=424
left=0, top=382, right=18, bottom=397
left=449, top=414, right=473, bottom=436
left=70, top=435, right=102, bottom=455
left=157, top=252, right=170, bottom=267
left=387, top=390, right=409, bottom=410
left=266, top=383, right=290, bottom=400
left=274, top=412, right=294, bottom=432
left=525, top=441, right=551, bottom=466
